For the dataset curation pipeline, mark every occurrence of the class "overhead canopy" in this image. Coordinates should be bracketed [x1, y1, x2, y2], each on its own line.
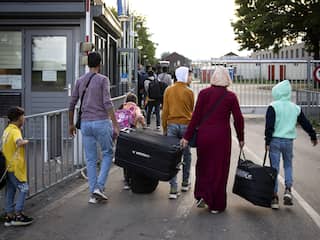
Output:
[92, 4, 122, 39]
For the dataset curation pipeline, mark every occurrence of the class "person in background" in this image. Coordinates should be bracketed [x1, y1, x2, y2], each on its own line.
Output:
[265, 80, 318, 209]
[137, 64, 148, 108]
[158, 66, 173, 87]
[69, 52, 120, 204]
[162, 66, 194, 199]
[144, 69, 161, 130]
[181, 66, 244, 214]
[2, 106, 33, 227]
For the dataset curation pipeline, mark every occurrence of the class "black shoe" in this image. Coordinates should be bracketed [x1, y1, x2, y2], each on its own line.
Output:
[284, 188, 293, 206]
[11, 213, 33, 226]
[4, 215, 14, 227]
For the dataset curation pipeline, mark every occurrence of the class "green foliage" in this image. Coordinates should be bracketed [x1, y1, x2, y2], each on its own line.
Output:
[134, 14, 157, 65]
[232, 0, 320, 59]
[109, 7, 118, 20]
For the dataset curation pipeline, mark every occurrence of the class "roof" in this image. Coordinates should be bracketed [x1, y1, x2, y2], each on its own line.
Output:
[224, 52, 239, 57]
[163, 52, 191, 61]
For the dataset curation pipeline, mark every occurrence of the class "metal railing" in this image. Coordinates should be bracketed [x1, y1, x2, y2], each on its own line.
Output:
[0, 95, 126, 211]
[191, 59, 320, 116]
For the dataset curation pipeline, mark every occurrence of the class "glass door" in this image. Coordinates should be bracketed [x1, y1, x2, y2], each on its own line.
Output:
[25, 30, 73, 114]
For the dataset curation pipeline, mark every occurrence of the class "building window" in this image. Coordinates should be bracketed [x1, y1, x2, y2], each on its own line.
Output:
[108, 37, 117, 87]
[0, 31, 22, 90]
[281, 51, 284, 58]
[31, 36, 67, 91]
[94, 33, 107, 76]
[285, 50, 288, 58]
[302, 48, 305, 58]
[290, 49, 294, 58]
[296, 49, 299, 58]
[270, 53, 272, 59]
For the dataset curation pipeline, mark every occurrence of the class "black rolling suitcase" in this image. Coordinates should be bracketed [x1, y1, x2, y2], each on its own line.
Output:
[129, 171, 159, 194]
[115, 129, 183, 181]
[232, 150, 277, 208]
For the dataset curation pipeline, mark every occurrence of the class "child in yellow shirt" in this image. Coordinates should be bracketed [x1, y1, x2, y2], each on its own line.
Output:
[2, 106, 33, 227]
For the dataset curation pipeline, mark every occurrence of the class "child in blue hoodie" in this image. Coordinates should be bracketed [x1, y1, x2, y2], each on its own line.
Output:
[265, 80, 318, 209]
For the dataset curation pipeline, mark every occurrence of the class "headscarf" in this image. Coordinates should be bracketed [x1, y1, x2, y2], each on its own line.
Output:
[210, 66, 232, 87]
[175, 66, 189, 83]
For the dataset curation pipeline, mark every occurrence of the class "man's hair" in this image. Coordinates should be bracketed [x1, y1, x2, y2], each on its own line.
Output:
[162, 66, 168, 73]
[88, 52, 102, 68]
[126, 93, 137, 104]
[7, 106, 25, 122]
[147, 70, 154, 77]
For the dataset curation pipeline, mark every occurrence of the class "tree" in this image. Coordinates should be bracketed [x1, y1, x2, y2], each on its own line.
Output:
[134, 14, 157, 65]
[161, 52, 171, 60]
[232, 0, 320, 59]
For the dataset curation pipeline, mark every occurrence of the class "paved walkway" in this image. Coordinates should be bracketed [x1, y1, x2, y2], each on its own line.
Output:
[0, 117, 319, 240]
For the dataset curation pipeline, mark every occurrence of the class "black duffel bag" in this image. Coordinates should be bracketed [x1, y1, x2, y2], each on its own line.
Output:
[232, 150, 277, 208]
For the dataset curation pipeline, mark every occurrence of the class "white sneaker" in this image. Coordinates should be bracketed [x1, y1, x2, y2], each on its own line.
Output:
[123, 183, 131, 190]
[93, 189, 108, 200]
[88, 197, 98, 204]
[210, 210, 220, 214]
[168, 187, 180, 199]
[181, 183, 191, 192]
[196, 198, 207, 208]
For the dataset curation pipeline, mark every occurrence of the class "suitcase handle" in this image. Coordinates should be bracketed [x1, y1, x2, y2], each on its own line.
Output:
[238, 149, 269, 167]
[121, 128, 135, 134]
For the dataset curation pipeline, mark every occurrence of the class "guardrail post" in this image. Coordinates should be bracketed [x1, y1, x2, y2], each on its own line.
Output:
[44, 115, 48, 163]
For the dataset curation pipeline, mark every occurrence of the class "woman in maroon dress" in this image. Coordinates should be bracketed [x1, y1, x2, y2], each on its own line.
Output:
[181, 66, 244, 213]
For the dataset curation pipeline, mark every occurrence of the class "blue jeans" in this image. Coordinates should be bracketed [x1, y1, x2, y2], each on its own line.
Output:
[167, 124, 192, 189]
[5, 172, 29, 214]
[269, 137, 293, 193]
[81, 119, 114, 194]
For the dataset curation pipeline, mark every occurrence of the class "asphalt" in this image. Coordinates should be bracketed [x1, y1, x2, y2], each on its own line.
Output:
[0, 117, 319, 240]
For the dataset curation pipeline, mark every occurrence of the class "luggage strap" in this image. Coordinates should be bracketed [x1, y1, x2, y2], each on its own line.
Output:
[238, 149, 270, 167]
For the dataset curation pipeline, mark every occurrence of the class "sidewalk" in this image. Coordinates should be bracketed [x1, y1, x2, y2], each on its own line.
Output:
[0, 117, 319, 240]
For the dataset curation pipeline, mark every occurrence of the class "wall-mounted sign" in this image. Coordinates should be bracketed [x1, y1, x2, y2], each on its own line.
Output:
[42, 70, 57, 82]
[121, 73, 128, 83]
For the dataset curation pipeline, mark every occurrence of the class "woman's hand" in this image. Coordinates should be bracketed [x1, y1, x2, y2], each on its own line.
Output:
[180, 138, 189, 148]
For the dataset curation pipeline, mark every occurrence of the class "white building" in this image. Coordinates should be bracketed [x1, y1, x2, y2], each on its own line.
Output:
[250, 42, 315, 60]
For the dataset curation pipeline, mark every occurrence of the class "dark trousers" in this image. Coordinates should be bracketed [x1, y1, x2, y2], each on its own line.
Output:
[146, 100, 160, 126]
[138, 89, 144, 108]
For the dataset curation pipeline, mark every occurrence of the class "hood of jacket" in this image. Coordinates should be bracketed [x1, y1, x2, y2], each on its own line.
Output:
[272, 80, 291, 101]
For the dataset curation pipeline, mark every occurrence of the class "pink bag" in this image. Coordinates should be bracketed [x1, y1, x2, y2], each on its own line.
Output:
[115, 109, 135, 129]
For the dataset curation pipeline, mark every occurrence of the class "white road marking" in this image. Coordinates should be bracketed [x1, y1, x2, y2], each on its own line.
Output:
[175, 165, 196, 219]
[235, 138, 320, 229]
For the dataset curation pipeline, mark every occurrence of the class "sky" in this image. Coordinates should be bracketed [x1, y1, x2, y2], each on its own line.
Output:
[110, 0, 252, 60]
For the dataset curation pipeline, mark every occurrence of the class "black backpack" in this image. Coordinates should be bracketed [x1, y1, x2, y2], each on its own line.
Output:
[0, 151, 7, 190]
[148, 79, 162, 100]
